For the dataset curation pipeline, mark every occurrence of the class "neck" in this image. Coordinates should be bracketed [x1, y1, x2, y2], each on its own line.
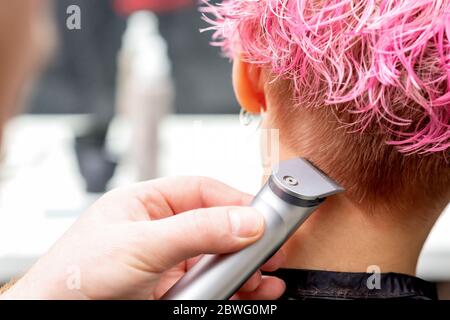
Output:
[282, 194, 439, 276]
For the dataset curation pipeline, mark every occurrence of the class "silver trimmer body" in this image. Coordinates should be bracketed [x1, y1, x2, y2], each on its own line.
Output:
[161, 158, 344, 300]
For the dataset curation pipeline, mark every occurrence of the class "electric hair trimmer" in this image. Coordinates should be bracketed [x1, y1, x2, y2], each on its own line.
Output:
[161, 158, 344, 300]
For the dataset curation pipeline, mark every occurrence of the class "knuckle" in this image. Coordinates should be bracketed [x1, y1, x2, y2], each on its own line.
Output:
[196, 176, 213, 198]
[189, 208, 234, 250]
[196, 175, 215, 185]
[196, 175, 222, 192]
[192, 210, 215, 237]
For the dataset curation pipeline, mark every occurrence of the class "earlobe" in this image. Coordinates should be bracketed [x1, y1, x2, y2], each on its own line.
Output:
[232, 58, 266, 114]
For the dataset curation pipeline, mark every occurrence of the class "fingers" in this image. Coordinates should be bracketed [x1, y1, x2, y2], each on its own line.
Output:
[233, 250, 285, 294]
[232, 276, 286, 300]
[260, 250, 286, 272]
[125, 176, 254, 219]
[152, 264, 186, 300]
[134, 206, 265, 270]
[239, 271, 262, 292]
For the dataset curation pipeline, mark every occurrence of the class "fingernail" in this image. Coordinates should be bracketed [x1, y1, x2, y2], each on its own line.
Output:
[229, 208, 264, 238]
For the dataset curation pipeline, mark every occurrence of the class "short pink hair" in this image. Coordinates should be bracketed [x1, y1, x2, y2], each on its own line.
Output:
[202, 0, 450, 155]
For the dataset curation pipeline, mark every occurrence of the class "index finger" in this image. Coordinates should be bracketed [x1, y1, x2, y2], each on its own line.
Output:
[127, 176, 254, 219]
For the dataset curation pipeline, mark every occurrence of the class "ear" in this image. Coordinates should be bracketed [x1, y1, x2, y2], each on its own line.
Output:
[232, 57, 266, 113]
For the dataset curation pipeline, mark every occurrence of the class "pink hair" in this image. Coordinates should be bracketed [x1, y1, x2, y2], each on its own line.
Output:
[201, 0, 450, 154]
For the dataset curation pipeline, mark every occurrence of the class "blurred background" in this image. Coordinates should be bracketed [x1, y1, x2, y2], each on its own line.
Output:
[0, 0, 449, 298]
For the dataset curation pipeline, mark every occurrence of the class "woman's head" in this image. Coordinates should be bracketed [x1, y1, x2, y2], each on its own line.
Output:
[204, 0, 450, 214]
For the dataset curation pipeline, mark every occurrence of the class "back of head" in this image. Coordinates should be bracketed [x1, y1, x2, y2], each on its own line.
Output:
[204, 0, 450, 214]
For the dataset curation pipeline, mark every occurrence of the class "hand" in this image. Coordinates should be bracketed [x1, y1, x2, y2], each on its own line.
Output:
[1, 177, 286, 300]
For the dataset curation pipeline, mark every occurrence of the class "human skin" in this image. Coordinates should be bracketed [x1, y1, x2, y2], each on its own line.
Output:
[1, 177, 285, 300]
[232, 58, 445, 276]
[0, 1, 286, 300]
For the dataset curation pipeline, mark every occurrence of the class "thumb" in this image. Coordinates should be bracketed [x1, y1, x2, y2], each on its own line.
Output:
[134, 206, 265, 271]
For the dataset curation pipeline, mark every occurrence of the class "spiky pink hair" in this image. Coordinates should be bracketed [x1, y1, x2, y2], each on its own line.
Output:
[201, 0, 450, 154]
